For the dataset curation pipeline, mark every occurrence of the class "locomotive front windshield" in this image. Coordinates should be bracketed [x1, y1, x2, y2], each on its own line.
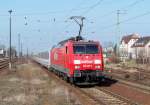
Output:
[73, 44, 99, 54]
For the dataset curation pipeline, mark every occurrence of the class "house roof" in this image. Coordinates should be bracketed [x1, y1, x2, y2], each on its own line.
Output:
[132, 36, 150, 47]
[121, 34, 140, 44]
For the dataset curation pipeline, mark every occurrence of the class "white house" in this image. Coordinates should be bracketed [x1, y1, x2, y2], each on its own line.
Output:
[0, 49, 6, 58]
[119, 33, 140, 60]
[132, 36, 150, 59]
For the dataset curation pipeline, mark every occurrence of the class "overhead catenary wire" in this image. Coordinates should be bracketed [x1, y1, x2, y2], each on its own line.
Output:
[84, 0, 146, 33]
[62, 0, 89, 31]
[0, 1, 102, 17]
[99, 10, 150, 31]
[99, 0, 145, 18]
[0, 0, 148, 36]
[61, 0, 104, 36]
[0, 7, 88, 17]
[64, 0, 89, 18]
[68, 0, 144, 36]
[119, 11, 150, 24]
[60, 0, 104, 36]
[81, 0, 104, 15]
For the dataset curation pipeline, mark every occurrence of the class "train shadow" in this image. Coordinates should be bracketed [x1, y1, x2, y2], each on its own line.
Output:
[98, 77, 118, 87]
[77, 78, 118, 88]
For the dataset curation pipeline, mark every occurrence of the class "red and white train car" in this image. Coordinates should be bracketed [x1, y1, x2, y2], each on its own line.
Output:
[50, 37, 104, 85]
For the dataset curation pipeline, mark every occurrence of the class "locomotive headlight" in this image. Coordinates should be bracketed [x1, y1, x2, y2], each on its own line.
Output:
[74, 60, 81, 64]
[75, 65, 80, 69]
[95, 65, 101, 69]
[94, 60, 101, 64]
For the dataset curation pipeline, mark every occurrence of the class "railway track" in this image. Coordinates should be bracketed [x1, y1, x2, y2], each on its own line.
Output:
[0, 58, 9, 70]
[80, 87, 139, 105]
[48, 68, 139, 105]
[34, 62, 99, 105]
[95, 87, 139, 105]
[105, 66, 150, 80]
[104, 71, 150, 93]
[0, 58, 17, 71]
[135, 67, 150, 79]
[33, 59, 140, 105]
[105, 67, 150, 87]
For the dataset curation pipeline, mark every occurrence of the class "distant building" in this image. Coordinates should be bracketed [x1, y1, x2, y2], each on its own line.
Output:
[119, 33, 140, 60]
[103, 46, 114, 63]
[132, 36, 150, 58]
[103, 47, 114, 56]
[0, 49, 6, 58]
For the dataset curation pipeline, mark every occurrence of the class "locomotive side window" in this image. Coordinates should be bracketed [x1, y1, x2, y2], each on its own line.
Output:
[66, 46, 68, 54]
[73, 44, 99, 54]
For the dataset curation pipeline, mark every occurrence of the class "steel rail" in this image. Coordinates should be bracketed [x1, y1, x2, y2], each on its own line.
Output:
[0, 58, 17, 70]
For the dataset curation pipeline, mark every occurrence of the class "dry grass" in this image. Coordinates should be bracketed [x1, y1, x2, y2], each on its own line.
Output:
[0, 63, 81, 105]
[106, 59, 150, 72]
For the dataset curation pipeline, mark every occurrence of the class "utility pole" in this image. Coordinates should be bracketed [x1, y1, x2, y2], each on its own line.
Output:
[116, 10, 126, 57]
[70, 16, 85, 37]
[21, 42, 23, 63]
[27, 47, 29, 59]
[18, 33, 21, 63]
[8, 9, 12, 70]
[27, 48, 28, 63]
[27, 48, 28, 57]
[21, 43, 23, 57]
[18, 34, 21, 59]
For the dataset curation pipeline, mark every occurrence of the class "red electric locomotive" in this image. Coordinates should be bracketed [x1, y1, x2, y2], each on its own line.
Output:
[50, 36, 104, 85]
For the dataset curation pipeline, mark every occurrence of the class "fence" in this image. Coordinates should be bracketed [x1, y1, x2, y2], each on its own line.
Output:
[0, 58, 17, 70]
[136, 57, 150, 64]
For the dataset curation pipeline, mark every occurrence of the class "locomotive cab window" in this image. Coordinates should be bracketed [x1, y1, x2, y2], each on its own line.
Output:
[73, 45, 85, 54]
[86, 45, 99, 54]
[73, 44, 99, 54]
